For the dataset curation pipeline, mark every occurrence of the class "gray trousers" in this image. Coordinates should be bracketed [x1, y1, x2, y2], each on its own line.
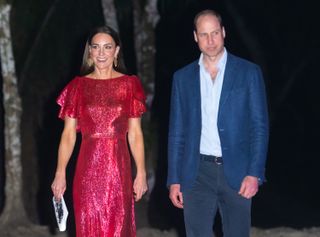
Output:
[183, 155, 251, 237]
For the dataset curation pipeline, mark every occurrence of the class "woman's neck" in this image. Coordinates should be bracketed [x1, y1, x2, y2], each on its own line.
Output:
[90, 68, 114, 80]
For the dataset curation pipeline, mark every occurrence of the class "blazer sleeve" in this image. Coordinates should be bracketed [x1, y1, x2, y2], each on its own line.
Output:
[167, 73, 185, 186]
[247, 65, 269, 181]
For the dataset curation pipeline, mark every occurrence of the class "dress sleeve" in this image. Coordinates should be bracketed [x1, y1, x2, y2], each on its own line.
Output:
[129, 76, 147, 118]
[56, 77, 80, 121]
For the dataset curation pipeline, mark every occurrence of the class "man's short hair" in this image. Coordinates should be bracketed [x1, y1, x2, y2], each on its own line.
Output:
[194, 9, 223, 32]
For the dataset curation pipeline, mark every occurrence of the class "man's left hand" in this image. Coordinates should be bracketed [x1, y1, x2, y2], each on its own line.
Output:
[238, 176, 259, 199]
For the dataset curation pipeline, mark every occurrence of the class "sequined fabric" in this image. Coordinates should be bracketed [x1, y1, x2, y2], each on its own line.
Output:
[57, 75, 146, 237]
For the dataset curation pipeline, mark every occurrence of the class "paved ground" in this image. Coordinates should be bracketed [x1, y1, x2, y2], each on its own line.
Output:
[1, 198, 320, 237]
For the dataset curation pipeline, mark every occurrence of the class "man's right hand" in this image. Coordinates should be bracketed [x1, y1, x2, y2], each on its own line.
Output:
[169, 184, 184, 208]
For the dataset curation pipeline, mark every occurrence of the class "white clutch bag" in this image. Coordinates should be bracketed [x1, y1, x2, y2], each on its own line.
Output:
[52, 196, 69, 231]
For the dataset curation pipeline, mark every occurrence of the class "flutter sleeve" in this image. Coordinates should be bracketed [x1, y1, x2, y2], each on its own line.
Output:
[129, 76, 147, 118]
[56, 77, 80, 128]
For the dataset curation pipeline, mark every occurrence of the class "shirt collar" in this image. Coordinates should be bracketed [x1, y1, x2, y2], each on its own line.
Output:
[198, 47, 227, 70]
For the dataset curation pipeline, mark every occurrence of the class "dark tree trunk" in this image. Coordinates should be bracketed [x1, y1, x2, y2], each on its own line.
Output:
[0, 3, 27, 227]
[101, 0, 119, 32]
[0, 3, 51, 236]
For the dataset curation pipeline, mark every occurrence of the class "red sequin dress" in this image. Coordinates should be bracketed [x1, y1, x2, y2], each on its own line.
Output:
[57, 75, 146, 237]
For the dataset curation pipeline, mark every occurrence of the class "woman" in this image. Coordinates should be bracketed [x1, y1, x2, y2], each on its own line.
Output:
[51, 26, 148, 237]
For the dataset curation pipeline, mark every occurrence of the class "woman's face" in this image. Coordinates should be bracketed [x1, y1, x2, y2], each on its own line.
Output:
[89, 33, 120, 70]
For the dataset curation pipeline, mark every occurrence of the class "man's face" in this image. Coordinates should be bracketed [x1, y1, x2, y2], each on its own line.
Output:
[194, 15, 225, 59]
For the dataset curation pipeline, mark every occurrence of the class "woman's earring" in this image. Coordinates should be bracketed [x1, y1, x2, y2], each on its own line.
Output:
[87, 58, 94, 67]
[113, 57, 118, 68]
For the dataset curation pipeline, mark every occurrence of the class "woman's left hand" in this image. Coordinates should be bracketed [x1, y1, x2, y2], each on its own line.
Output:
[133, 173, 148, 202]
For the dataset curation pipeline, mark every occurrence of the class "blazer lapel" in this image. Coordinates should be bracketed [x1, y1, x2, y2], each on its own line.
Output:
[189, 62, 201, 130]
[193, 63, 201, 121]
[219, 53, 237, 110]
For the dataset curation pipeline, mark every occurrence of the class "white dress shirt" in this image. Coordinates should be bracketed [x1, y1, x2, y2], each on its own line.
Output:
[199, 48, 227, 157]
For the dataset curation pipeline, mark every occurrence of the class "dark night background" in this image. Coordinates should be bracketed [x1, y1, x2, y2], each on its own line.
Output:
[0, 0, 319, 235]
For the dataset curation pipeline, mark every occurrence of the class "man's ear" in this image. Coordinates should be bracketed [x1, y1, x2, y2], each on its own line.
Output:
[222, 27, 226, 38]
[193, 31, 198, 43]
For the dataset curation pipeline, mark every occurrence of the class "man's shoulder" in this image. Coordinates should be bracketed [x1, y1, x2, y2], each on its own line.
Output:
[174, 60, 199, 77]
[227, 53, 260, 70]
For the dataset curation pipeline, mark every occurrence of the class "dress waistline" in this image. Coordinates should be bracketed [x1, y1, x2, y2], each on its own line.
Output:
[82, 132, 126, 140]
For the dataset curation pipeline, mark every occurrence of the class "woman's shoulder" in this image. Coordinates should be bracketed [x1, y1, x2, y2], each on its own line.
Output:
[67, 75, 83, 84]
[59, 76, 81, 89]
[124, 74, 140, 82]
[61, 76, 84, 90]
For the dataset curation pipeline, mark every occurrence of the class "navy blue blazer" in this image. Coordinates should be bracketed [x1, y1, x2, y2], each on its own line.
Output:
[167, 53, 269, 191]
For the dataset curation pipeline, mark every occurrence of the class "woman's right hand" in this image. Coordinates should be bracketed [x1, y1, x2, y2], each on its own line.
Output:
[51, 173, 66, 201]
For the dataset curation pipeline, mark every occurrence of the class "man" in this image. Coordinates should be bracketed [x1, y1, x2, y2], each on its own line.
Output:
[167, 9, 269, 237]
